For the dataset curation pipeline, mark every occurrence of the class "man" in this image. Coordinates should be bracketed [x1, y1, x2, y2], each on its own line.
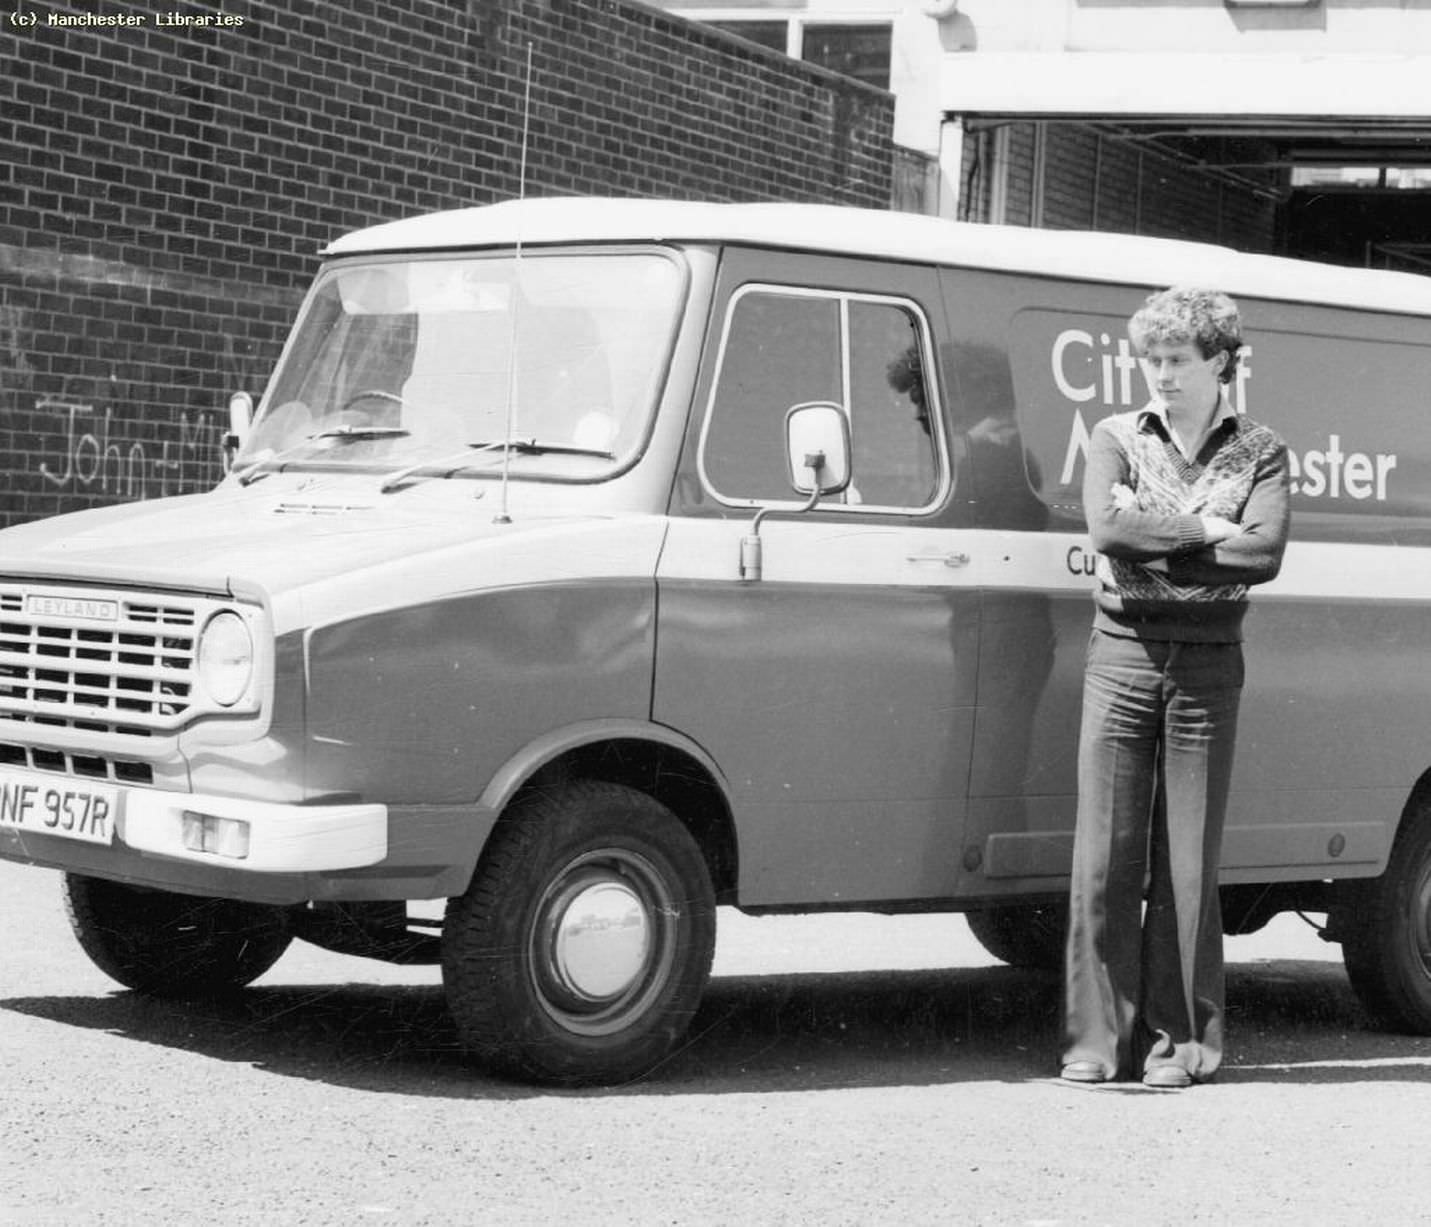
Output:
[1060, 286, 1291, 1089]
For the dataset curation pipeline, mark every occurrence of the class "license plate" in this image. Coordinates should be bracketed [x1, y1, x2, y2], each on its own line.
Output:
[0, 769, 118, 846]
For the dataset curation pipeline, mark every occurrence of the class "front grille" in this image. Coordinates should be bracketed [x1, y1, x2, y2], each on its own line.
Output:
[0, 741, 154, 785]
[0, 585, 210, 742]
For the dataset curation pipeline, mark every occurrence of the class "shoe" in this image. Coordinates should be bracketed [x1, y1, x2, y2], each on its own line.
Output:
[1142, 1064, 1193, 1089]
[1060, 1061, 1108, 1084]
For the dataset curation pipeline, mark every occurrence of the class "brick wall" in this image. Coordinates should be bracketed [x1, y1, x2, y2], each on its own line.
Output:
[961, 121, 1280, 250]
[1046, 124, 1281, 248]
[0, 0, 894, 528]
[1002, 126, 1037, 227]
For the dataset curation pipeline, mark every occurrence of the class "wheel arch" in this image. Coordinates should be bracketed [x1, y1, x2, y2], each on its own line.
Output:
[477, 719, 739, 901]
[1323, 764, 1431, 920]
[1333, 767, 1431, 1034]
[1393, 765, 1431, 846]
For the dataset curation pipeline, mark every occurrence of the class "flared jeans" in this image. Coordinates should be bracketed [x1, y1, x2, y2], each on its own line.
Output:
[1063, 628, 1245, 1081]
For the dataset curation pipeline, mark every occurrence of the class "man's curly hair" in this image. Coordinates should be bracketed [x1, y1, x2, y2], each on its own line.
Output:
[1128, 286, 1243, 385]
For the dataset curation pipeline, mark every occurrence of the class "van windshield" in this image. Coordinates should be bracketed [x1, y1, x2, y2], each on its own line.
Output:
[240, 250, 685, 482]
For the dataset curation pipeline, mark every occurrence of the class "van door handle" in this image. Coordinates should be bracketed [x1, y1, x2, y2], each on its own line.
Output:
[906, 551, 970, 568]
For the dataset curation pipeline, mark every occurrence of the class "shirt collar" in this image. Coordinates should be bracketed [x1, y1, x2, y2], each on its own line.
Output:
[1136, 389, 1239, 443]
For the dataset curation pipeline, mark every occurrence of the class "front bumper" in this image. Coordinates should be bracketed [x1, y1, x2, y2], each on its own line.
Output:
[1, 766, 387, 873]
[126, 788, 388, 872]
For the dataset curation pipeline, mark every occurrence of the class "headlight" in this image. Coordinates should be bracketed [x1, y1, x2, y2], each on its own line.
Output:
[197, 611, 254, 707]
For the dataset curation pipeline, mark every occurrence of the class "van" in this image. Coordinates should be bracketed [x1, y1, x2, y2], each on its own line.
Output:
[3, 197, 1430, 1085]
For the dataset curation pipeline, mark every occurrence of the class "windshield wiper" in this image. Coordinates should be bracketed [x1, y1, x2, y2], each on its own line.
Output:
[316, 425, 411, 440]
[233, 426, 412, 486]
[378, 438, 614, 494]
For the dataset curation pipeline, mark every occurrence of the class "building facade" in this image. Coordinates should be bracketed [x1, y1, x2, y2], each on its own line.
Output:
[1, 0, 893, 528]
[666, 0, 1431, 264]
[939, 0, 1431, 266]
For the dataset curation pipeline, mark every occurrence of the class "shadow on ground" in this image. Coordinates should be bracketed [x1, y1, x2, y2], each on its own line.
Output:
[3, 956, 1427, 1098]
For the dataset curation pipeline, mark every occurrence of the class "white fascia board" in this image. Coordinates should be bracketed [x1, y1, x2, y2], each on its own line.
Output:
[940, 52, 1431, 119]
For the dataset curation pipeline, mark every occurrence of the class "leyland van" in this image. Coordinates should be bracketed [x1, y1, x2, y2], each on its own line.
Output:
[4, 197, 1431, 1085]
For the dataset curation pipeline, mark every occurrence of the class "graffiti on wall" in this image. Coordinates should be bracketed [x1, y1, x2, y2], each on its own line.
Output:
[36, 397, 225, 501]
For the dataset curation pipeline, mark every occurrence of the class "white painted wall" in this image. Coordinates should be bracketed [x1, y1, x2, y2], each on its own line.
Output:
[658, 0, 1431, 216]
[953, 0, 1431, 53]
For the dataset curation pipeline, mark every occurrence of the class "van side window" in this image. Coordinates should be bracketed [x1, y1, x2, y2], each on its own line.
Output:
[701, 287, 943, 509]
[702, 291, 841, 501]
[849, 299, 938, 507]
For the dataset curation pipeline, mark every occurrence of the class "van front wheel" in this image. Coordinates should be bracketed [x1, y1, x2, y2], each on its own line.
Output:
[63, 874, 292, 996]
[1339, 805, 1431, 1033]
[442, 780, 716, 1085]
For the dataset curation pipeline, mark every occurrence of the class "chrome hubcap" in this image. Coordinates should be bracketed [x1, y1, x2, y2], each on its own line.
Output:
[530, 848, 677, 1036]
[550, 878, 650, 1001]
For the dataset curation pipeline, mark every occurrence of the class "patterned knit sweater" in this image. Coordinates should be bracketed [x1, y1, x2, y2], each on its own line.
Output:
[1084, 401, 1291, 643]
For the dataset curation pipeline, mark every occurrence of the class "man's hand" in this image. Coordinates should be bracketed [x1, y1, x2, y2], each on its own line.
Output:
[1110, 482, 1138, 510]
[1201, 515, 1243, 544]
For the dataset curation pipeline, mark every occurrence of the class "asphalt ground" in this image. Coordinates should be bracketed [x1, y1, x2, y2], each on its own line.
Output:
[3, 857, 1430, 1226]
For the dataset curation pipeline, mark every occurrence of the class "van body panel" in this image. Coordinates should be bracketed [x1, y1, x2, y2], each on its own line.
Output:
[654, 547, 980, 906]
[972, 806, 1391, 886]
[0, 507, 668, 900]
[475, 717, 730, 816]
[303, 577, 658, 804]
[0, 476, 669, 615]
[937, 264, 1431, 894]
[4, 201, 1431, 912]
[653, 248, 980, 906]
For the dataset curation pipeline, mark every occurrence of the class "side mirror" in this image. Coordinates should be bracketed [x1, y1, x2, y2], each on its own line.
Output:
[785, 402, 851, 496]
[222, 391, 254, 471]
[739, 402, 854, 582]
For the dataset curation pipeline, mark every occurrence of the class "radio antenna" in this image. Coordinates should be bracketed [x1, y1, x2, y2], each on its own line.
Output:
[495, 41, 534, 525]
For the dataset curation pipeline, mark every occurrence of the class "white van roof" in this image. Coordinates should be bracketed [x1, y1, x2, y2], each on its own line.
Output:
[323, 196, 1431, 318]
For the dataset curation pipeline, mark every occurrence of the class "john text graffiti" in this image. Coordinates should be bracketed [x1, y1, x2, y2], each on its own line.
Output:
[37, 399, 224, 500]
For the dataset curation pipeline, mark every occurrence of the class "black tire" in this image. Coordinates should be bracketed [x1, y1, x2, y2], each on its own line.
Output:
[1339, 806, 1431, 1033]
[442, 780, 716, 1086]
[63, 874, 293, 997]
[965, 901, 1068, 971]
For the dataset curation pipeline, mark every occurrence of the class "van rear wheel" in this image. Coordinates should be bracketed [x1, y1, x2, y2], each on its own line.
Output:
[1339, 804, 1431, 1033]
[63, 874, 292, 996]
[442, 780, 716, 1086]
[965, 902, 1068, 971]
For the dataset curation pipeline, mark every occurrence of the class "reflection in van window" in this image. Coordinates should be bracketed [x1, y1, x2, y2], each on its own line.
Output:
[703, 288, 941, 508]
[851, 301, 937, 507]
